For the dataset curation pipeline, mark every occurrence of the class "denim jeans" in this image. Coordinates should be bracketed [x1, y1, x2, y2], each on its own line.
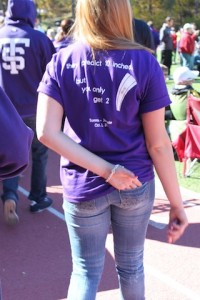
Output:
[1, 117, 48, 203]
[180, 53, 194, 70]
[63, 179, 155, 300]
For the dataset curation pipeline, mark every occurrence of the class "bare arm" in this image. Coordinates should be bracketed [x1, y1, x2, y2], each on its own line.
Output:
[36, 93, 142, 190]
[141, 107, 188, 243]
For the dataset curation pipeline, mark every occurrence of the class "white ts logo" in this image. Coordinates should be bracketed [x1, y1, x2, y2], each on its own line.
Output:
[0, 38, 30, 74]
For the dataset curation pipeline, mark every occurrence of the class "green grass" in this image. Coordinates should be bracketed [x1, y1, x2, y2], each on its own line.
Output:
[175, 160, 200, 193]
[163, 57, 200, 194]
[165, 63, 200, 91]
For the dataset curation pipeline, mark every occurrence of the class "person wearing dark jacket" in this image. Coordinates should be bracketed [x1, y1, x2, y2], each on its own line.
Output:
[0, 0, 55, 222]
[0, 87, 33, 224]
[147, 20, 160, 56]
[133, 18, 155, 51]
[159, 16, 174, 78]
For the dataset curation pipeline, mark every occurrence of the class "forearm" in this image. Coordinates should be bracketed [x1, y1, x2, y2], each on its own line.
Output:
[39, 130, 113, 179]
[148, 142, 183, 209]
[36, 94, 141, 190]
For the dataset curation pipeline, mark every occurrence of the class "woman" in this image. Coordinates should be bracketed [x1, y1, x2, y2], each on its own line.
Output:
[53, 18, 74, 52]
[36, 0, 188, 299]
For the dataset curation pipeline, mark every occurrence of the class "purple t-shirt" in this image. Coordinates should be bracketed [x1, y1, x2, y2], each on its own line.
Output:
[54, 36, 72, 52]
[38, 42, 171, 202]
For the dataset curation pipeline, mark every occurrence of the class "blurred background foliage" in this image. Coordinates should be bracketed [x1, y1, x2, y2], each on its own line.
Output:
[130, 0, 200, 29]
[36, 0, 200, 30]
[1, 0, 200, 31]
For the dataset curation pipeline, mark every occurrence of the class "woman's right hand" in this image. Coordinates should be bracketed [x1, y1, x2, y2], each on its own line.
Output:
[106, 165, 142, 190]
[167, 207, 188, 244]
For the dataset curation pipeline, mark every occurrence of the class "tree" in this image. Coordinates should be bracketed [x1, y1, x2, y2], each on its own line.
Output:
[34, 0, 200, 30]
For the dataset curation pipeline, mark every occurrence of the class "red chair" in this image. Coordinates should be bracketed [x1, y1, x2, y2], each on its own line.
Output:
[172, 94, 200, 177]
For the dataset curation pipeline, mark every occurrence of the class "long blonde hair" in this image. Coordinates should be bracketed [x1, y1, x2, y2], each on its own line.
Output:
[73, 0, 149, 51]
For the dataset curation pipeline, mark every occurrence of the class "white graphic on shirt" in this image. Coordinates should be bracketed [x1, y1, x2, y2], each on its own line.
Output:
[82, 59, 102, 67]
[66, 62, 78, 69]
[89, 118, 112, 127]
[105, 59, 133, 70]
[81, 86, 105, 95]
[82, 86, 91, 94]
[116, 73, 137, 111]
[76, 78, 86, 84]
[0, 38, 30, 74]
[69, 59, 133, 71]
[72, 59, 136, 127]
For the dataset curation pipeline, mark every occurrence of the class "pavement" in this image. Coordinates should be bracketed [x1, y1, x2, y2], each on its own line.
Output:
[0, 150, 200, 300]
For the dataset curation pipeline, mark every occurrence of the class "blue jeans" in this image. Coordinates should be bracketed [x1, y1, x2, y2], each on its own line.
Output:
[180, 52, 194, 70]
[1, 117, 48, 203]
[63, 179, 155, 300]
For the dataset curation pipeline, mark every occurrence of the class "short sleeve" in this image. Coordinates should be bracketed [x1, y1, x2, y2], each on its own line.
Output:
[38, 53, 64, 107]
[139, 57, 171, 114]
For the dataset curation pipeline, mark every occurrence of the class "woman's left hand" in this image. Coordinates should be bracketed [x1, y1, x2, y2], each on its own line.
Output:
[106, 165, 142, 190]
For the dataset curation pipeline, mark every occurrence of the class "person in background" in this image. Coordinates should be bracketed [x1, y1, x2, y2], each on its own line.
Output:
[179, 23, 199, 70]
[0, 0, 55, 219]
[46, 27, 56, 42]
[176, 27, 183, 64]
[0, 87, 33, 225]
[170, 66, 199, 120]
[165, 66, 199, 141]
[36, 0, 188, 299]
[159, 16, 174, 79]
[193, 43, 200, 73]
[169, 66, 200, 174]
[133, 18, 155, 51]
[35, 16, 45, 33]
[147, 20, 160, 56]
[170, 27, 177, 64]
[54, 18, 74, 52]
[191, 22, 199, 39]
[160, 63, 169, 80]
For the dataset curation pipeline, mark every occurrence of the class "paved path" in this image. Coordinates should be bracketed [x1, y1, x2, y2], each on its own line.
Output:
[0, 151, 200, 300]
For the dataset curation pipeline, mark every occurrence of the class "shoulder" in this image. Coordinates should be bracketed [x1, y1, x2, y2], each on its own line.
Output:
[134, 18, 151, 37]
[134, 18, 149, 30]
[133, 18, 154, 49]
[126, 49, 162, 82]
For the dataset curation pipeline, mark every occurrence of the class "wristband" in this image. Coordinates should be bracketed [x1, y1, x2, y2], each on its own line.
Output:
[105, 164, 121, 182]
